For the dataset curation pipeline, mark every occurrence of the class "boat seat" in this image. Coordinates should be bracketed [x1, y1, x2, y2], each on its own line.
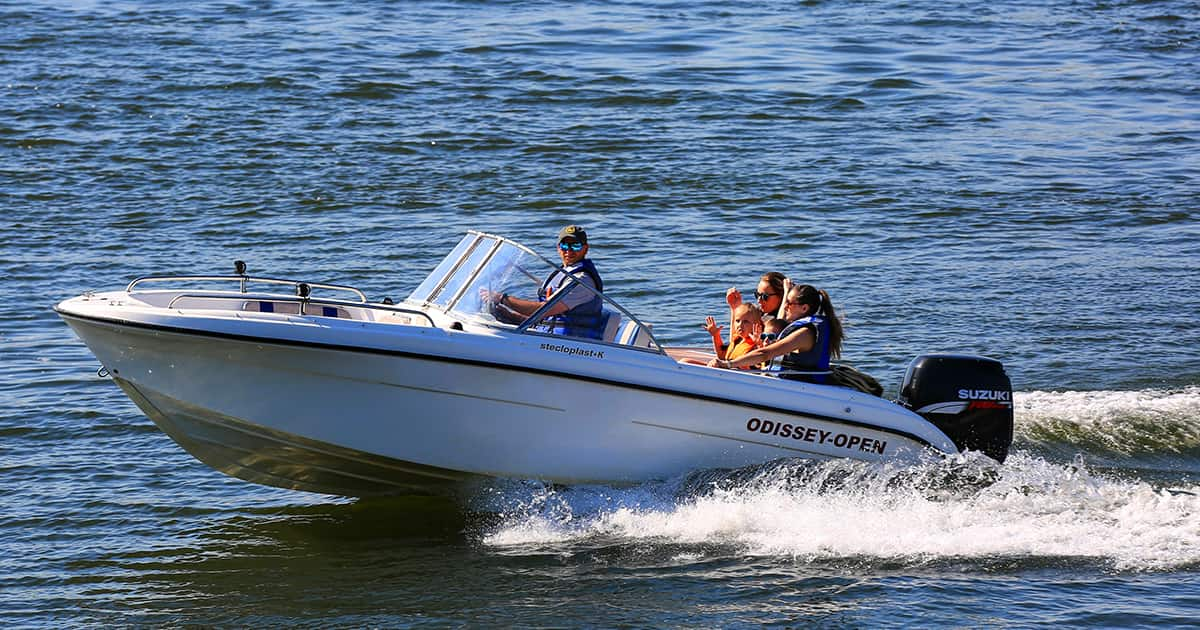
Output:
[244, 300, 300, 315]
[243, 301, 348, 318]
[616, 320, 653, 348]
[601, 310, 622, 343]
[309, 304, 349, 318]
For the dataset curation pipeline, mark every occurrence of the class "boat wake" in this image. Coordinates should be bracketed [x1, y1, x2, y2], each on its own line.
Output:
[1015, 386, 1200, 466]
[477, 387, 1200, 572]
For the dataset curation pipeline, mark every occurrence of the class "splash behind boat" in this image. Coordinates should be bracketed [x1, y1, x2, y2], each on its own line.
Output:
[55, 231, 1013, 497]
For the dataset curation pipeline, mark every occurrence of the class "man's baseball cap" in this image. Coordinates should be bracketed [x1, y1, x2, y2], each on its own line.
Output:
[557, 225, 588, 244]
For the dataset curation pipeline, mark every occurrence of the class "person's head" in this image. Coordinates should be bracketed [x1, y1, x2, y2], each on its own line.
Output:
[762, 317, 786, 339]
[783, 284, 843, 358]
[556, 225, 589, 266]
[732, 303, 762, 339]
[754, 271, 785, 315]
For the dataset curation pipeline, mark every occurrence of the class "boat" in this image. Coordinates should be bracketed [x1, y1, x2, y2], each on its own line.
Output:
[55, 231, 1014, 497]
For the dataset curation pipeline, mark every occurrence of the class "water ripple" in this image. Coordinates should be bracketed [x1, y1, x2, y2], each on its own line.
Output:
[3, 0, 1199, 625]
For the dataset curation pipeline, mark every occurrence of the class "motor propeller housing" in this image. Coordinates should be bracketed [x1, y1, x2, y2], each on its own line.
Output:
[898, 354, 1014, 462]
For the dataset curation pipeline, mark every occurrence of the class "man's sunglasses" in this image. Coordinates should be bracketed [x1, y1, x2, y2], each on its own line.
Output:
[559, 241, 584, 252]
[753, 291, 777, 301]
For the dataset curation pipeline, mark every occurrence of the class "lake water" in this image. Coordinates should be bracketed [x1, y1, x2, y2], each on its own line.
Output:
[2, 0, 1199, 626]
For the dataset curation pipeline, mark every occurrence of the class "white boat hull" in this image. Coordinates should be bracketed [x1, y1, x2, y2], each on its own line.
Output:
[59, 307, 954, 496]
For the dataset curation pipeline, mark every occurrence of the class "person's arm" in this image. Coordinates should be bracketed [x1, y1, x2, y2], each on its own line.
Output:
[726, 287, 741, 335]
[703, 316, 727, 360]
[710, 324, 814, 369]
[777, 277, 793, 320]
[497, 293, 569, 318]
[497, 266, 601, 320]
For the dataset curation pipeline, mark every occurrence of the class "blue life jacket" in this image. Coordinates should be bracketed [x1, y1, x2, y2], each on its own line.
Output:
[536, 258, 605, 339]
[778, 315, 831, 383]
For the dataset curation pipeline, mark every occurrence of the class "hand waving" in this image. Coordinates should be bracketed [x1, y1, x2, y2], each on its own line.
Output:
[725, 287, 742, 309]
[703, 315, 723, 336]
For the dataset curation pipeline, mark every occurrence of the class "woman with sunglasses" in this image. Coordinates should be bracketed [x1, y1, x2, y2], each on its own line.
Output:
[487, 225, 606, 339]
[709, 283, 844, 384]
[725, 271, 786, 333]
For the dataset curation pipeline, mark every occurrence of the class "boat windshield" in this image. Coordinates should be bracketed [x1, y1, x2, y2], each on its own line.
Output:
[406, 232, 662, 352]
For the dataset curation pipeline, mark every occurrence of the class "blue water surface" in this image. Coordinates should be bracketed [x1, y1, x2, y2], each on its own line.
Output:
[2, 0, 1198, 626]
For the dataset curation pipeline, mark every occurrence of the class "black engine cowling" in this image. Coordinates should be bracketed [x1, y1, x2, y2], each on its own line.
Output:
[898, 354, 1014, 462]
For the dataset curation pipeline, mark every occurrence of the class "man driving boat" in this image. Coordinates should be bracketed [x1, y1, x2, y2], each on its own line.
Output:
[487, 225, 606, 339]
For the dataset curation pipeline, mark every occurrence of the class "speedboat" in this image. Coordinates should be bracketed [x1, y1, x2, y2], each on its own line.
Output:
[55, 231, 1013, 497]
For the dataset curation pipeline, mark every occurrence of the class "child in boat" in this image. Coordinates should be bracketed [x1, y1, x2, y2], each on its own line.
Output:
[709, 303, 763, 365]
[679, 303, 764, 369]
[761, 316, 787, 339]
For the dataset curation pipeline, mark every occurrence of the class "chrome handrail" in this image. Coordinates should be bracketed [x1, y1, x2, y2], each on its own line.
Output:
[126, 274, 368, 303]
[163, 292, 437, 327]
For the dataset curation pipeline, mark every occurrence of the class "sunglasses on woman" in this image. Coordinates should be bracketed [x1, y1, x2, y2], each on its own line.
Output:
[558, 241, 584, 252]
[753, 291, 777, 301]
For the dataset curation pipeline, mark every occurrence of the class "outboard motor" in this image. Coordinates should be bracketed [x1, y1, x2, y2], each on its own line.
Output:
[898, 354, 1014, 462]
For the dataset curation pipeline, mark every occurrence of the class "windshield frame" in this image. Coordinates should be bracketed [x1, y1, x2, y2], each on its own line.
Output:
[406, 231, 665, 354]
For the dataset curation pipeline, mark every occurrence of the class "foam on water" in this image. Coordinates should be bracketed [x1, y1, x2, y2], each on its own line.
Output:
[483, 451, 1200, 572]
[1015, 386, 1200, 458]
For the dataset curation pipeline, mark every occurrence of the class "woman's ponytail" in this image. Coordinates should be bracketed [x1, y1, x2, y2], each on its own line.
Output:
[818, 289, 843, 359]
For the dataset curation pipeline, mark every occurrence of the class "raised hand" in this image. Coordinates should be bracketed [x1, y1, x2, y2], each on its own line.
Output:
[778, 278, 794, 318]
[703, 315, 723, 336]
[725, 287, 742, 309]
